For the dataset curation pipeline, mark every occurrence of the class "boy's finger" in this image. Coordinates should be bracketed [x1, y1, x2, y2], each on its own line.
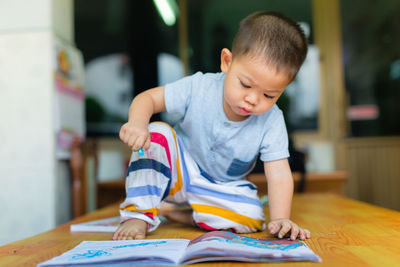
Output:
[135, 233, 146, 240]
[119, 129, 125, 141]
[278, 222, 291, 238]
[268, 222, 279, 234]
[143, 136, 151, 151]
[305, 229, 311, 239]
[127, 136, 137, 149]
[298, 229, 306, 240]
[113, 226, 123, 240]
[112, 231, 119, 240]
[120, 130, 128, 144]
[290, 226, 299, 240]
[133, 136, 145, 151]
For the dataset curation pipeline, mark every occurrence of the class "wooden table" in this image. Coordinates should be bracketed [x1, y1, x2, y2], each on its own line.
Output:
[1, 193, 400, 266]
[248, 171, 348, 196]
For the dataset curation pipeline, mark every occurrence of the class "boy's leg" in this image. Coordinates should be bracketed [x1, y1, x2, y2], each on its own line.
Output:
[177, 141, 266, 234]
[189, 178, 266, 233]
[114, 122, 188, 240]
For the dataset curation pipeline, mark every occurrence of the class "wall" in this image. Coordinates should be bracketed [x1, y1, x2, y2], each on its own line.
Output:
[0, 0, 74, 245]
[342, 137, 400, 211]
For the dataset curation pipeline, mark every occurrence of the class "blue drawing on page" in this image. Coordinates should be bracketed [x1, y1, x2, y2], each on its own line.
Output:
[112, 241, 167, 249]
[71, 241, 167, 261]
[210, 232, 302, 251]
[72, 250, 112, 260]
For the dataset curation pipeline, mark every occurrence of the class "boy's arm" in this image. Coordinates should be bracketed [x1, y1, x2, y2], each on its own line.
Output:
[264, 159, 311, 240]
[120, 86, 166, 151]
[264, 158, 293, 220]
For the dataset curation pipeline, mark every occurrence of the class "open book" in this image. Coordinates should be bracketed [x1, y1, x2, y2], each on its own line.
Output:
[70, 217, 120, 232]
[38, 231, 321, 266]
[70, 216, 169, 233]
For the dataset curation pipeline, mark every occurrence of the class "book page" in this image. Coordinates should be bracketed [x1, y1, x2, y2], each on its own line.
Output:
[181, 231, 321, 264]
[38, 239, 190, 266]
[70, 217, 120, 232]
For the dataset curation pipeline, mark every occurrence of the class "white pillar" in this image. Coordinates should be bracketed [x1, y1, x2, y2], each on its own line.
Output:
[0, 0, 74, 245]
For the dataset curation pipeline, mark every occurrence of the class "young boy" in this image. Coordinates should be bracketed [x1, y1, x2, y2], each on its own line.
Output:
[113, 11, 311, 241]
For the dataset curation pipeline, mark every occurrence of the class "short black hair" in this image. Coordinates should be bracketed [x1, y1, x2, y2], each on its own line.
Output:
[232, 11, 308, 80]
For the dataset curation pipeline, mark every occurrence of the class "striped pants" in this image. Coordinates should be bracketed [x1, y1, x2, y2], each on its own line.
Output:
[119, 122, 266, 233]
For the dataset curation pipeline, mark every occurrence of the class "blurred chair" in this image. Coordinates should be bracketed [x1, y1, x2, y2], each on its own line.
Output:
[69, 137, 99, 217]
[70, 137, 129, 217]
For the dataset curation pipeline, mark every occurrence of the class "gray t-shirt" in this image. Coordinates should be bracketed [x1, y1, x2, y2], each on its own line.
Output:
[164, 72, 289, 182]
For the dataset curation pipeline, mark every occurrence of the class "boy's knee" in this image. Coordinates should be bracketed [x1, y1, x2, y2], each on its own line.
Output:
[148, 122, 175, 139]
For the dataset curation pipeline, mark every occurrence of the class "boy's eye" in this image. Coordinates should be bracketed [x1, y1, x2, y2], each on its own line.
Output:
[240, 81, 251, 88]
[264, 94, 274, 99]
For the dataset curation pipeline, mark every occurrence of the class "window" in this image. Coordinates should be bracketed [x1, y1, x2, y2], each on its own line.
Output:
[341, 0, 400, 136]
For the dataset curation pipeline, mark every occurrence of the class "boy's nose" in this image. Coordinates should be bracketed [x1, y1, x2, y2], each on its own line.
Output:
[245, 93, 258, 106]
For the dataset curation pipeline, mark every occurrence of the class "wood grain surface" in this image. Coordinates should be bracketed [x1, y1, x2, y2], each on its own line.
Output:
[1, 193, 400, 266]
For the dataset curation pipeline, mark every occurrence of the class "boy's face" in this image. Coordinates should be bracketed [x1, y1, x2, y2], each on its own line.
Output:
[220, 48, 291, 121]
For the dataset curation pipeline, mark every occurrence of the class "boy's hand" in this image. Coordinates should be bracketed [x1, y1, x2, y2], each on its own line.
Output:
[119, 122, 151, 151]
[268, 219, 311, 241]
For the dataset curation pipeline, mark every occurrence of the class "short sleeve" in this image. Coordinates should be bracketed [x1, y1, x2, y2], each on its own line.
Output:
[259, 109, 290, 162]
[164, 72, 202, 117]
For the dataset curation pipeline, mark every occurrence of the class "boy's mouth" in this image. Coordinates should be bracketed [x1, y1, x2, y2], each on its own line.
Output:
[239, 107, 251, 115]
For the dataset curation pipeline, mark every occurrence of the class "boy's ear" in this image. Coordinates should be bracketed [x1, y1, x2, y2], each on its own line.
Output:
[220, 48, 233, 73]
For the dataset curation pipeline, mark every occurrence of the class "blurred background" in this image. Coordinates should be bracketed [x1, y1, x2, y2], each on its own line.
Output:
[0, 0, 399, 245]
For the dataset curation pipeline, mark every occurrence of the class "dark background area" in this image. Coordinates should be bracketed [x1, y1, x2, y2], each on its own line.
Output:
[75, 0, 314, 137]
[341, 0, 400, 137]
[75, 0, 179, 136]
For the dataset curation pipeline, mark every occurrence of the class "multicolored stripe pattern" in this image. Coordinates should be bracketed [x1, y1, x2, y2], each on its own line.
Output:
[120, 122, 265, 233]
